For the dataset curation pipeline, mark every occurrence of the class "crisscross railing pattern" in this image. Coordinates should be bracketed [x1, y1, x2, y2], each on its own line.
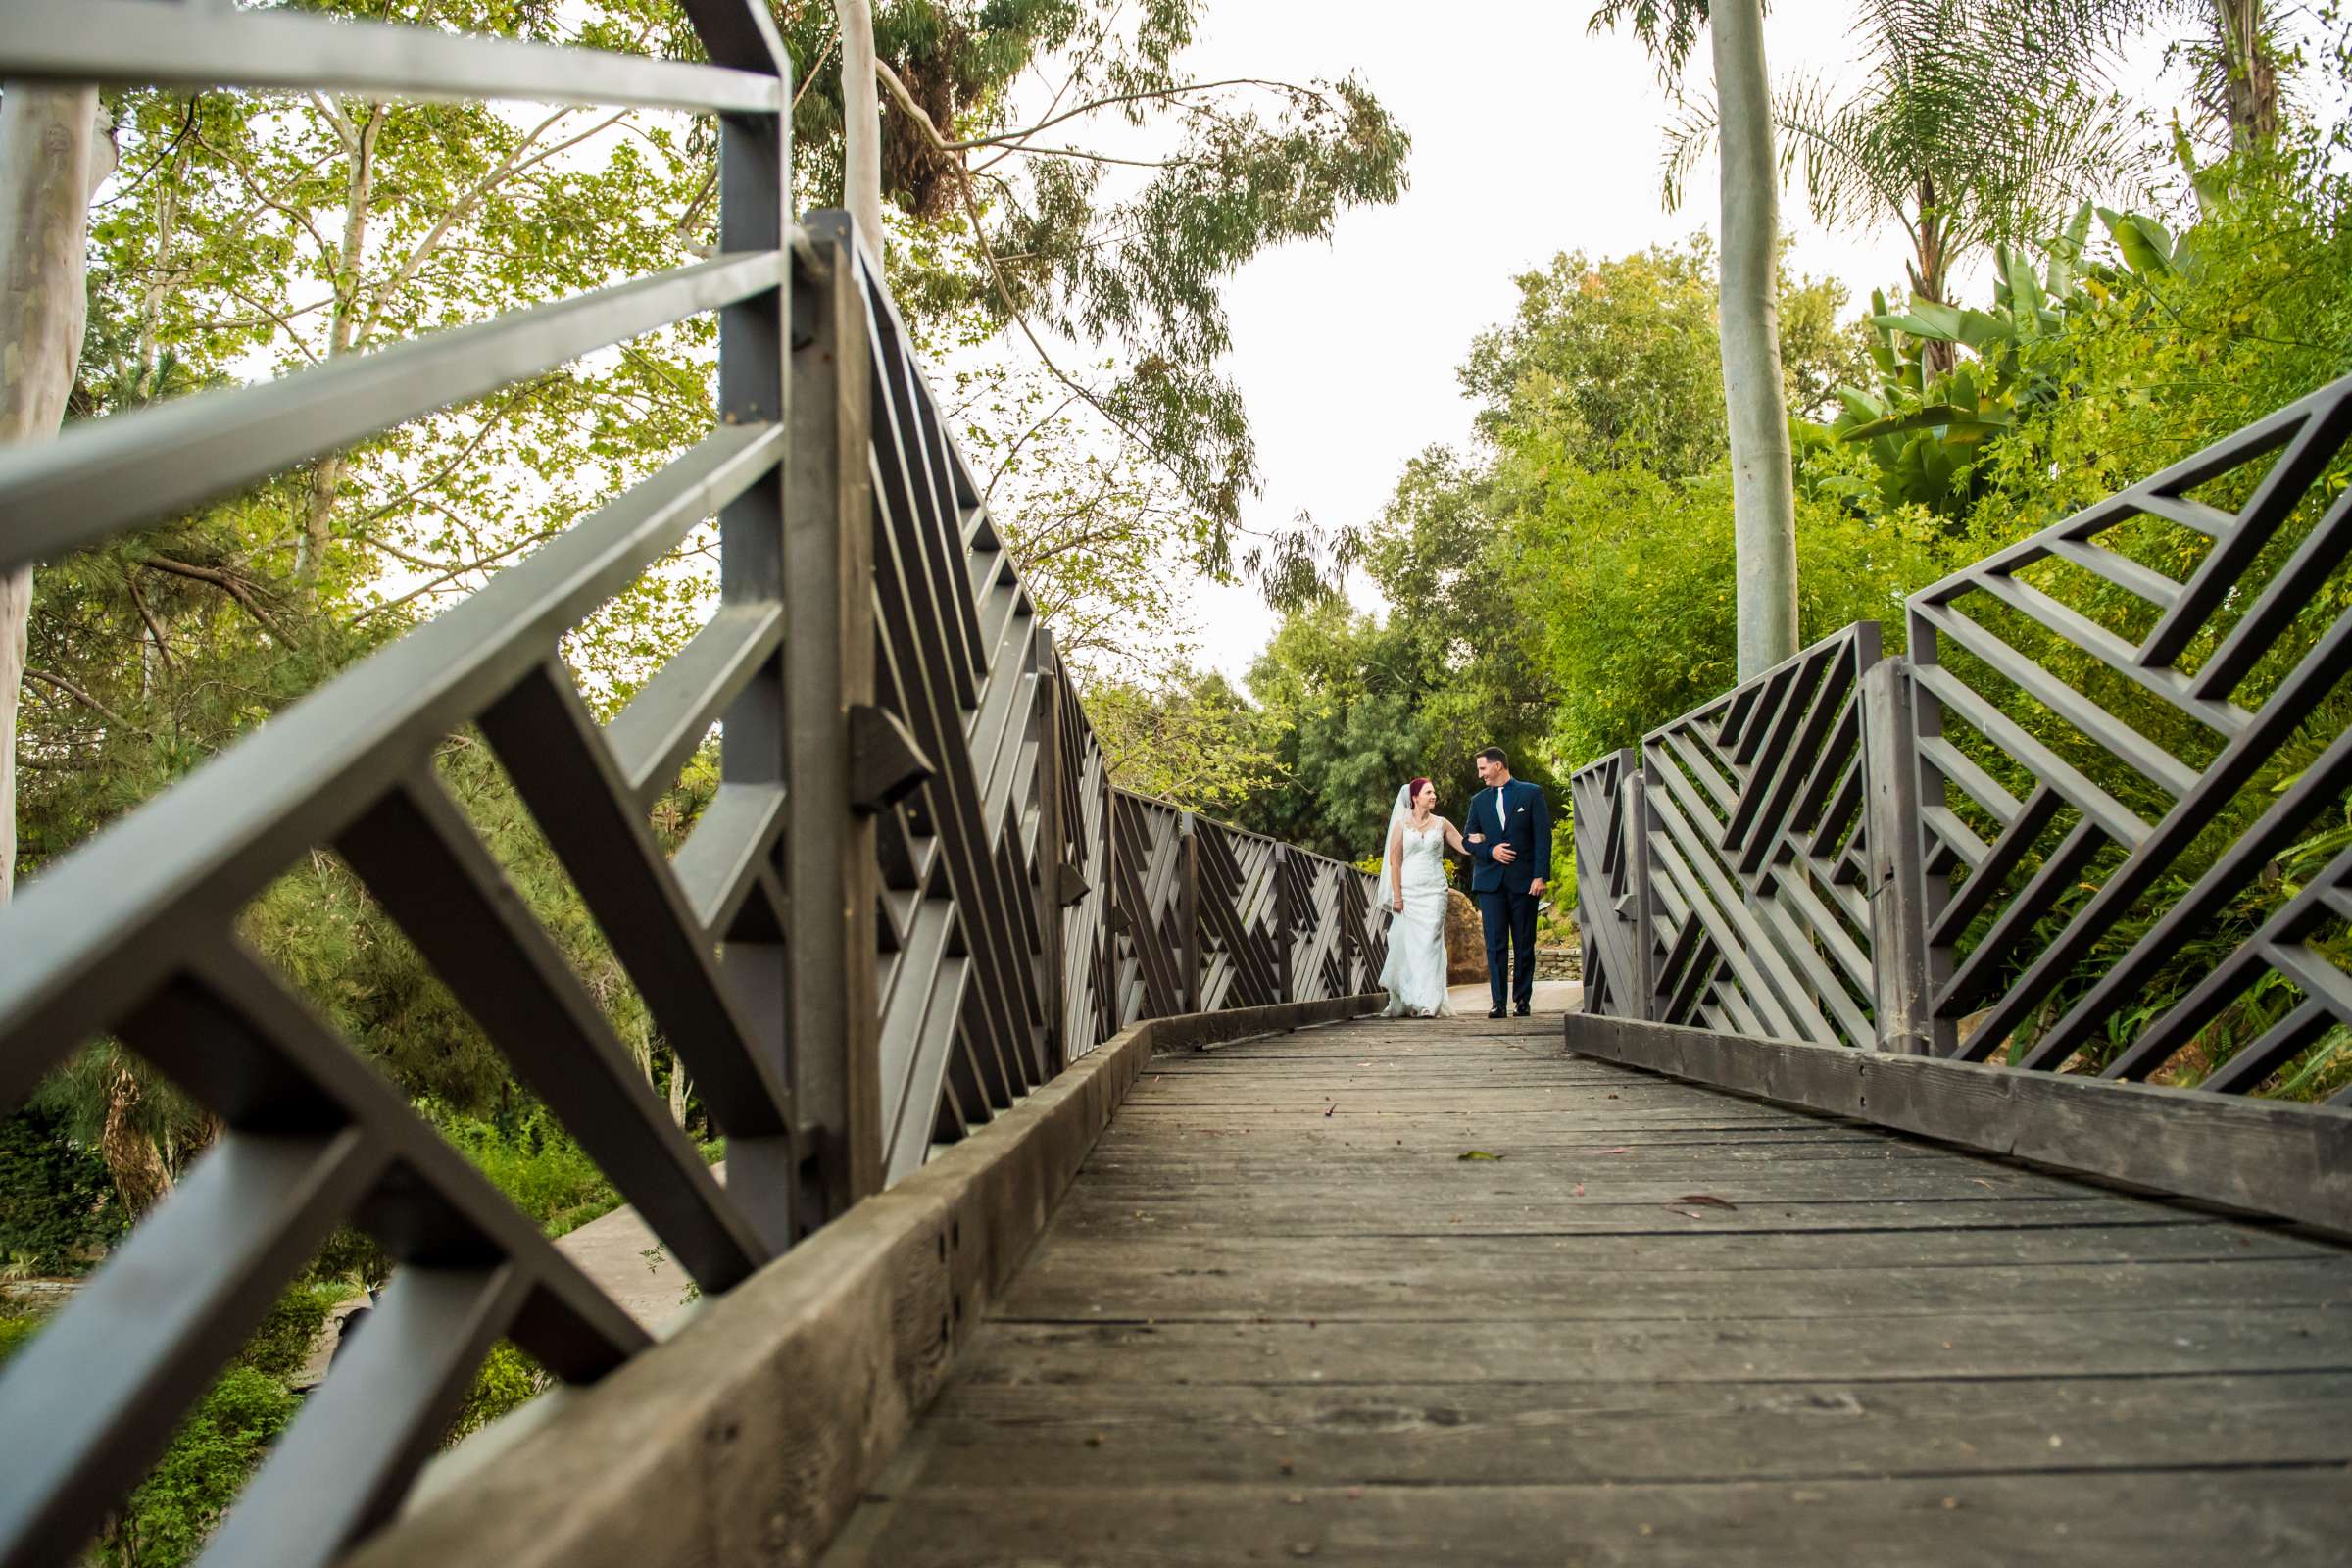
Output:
[1195, 818, 1287, 1011]
[1907, 371, 2352, 1091]
[1638, 622, 1881, 1046]
[0, 10, 1378, 1564]
[1579, 371, 2352, 1111]
[1570, 748, 1643, 1018]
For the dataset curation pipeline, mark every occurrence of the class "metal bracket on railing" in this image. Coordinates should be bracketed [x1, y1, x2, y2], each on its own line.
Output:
[849, 704, 934, 815]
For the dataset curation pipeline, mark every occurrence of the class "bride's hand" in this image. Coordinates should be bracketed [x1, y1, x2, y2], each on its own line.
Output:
[1391, 894, 1404, 913]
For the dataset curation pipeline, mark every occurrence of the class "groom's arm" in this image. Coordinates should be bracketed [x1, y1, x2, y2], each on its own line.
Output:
[1528, 786, 1554, 894]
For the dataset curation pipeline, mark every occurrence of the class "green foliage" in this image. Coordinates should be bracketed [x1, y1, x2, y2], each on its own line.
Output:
[78, 1282, 339, 1568]
[1806, 200, 2189, 521]
[1460, 240, 1876, 478]
[92, 1367, 299, 1568]
[1733, 0, 2143, 308]
[1521, 466, 1935, 770]
[0, 1102, 125, 1274]
[1084, 669, 1282, 814]
[787, 0, 1409, 553]
[447, 1341, 551, 1445]
[237, 1284, 341, 1383]
[425, 1102, 621, 1239]
[0, 1313, 38, 1367]
[1237, 243, 1899, 865]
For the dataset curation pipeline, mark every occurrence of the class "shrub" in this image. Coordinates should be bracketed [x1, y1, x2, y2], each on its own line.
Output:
[423, 1103, 619, 1237]
[92, 1367, 298, 1568]
[0, 1102, 127, 1274]
[446, 1342, 551, 1444]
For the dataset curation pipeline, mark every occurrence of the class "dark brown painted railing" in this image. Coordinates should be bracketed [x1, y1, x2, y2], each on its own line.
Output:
[1577, 370, 2352, 1107]
[0, 10, 1381, 1565]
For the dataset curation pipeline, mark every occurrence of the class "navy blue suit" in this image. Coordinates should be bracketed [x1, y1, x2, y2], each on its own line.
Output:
[1464, 777, 1553, 1012]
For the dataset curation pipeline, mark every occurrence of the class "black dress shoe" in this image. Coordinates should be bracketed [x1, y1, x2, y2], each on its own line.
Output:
[1488, 1006, 1506, 1019]
[1513, 1005, 1532, 1017]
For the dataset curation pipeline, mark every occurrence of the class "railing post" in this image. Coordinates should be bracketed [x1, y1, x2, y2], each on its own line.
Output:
[1861, 657, 1933, 1054]
[1624, 767, 1658, 1021]
[708, 90, 799, 1250]
[1180, 812, 1202, 1013]
[1104, 787, 1127, 1024]
[782, 210, 883, 1223]
[1034, 634, 1070, 1073]
[1274, 845, 1296, 1005]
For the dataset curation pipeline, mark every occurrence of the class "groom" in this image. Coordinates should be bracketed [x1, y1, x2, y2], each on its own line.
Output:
[1463, 746, 1552, 1018]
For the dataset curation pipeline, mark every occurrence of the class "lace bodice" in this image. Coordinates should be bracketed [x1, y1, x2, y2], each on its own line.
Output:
[1396, 818, 1447, 888]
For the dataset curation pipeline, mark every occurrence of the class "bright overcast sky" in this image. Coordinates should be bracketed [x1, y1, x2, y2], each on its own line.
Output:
[1167, 0, 2202, 683]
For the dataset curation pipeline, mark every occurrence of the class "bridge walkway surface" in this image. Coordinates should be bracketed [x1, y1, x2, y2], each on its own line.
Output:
[824, 1014, 2352, 1566]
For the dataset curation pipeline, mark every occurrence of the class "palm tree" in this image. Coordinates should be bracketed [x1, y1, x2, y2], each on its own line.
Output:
[1665, 0, 2147, 374]
[1591, 0, 1799, 677]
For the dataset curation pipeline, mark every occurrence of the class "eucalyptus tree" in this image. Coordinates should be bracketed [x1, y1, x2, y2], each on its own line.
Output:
[781, 0, 1410, 587]
[830, 0, 886, 250]
[1589, 0, 1798, 676]
[0, 86, 116, 905]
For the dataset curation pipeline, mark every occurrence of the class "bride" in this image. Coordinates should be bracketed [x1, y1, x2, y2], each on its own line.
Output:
[1377, 777, 1469, 1017]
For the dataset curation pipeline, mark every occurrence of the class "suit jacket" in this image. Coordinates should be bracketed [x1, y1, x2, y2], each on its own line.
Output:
[1464, 777, 1552, 896]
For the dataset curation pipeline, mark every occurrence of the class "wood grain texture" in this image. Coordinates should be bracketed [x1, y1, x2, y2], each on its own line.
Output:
[348, 997, 1375, 1568]
[827, 1014, 2352, 1566]
[1563, 1013, 2352, 1236]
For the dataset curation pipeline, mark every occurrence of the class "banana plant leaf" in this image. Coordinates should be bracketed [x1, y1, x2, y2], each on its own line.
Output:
[1838, 403, 2014, 443]
[2099, 207, 2177, 279]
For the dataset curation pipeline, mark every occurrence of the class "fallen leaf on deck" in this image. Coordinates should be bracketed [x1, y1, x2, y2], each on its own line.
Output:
[1675, 1194, 1738, 1210]
[1592, 1146, 1631, 1155]
[1572, 1183, 1587, 1197]
[1970, 1178, 1996, 1190]
[1323, 1104, 1336, 1117]
[1458, 1150, 1504, 1161]
[1668, 1207, 1708, 1220]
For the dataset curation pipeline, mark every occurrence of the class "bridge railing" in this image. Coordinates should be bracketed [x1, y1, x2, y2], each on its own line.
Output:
[0, 10, 1378, 1565]
[1578, 370, 2352, 1111]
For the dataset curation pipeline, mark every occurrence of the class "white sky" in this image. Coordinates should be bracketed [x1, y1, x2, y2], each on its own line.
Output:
[1163, 0, 2209, 683]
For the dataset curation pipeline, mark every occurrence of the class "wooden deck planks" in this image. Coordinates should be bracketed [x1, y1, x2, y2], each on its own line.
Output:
[823, 1015, 2352, 1565]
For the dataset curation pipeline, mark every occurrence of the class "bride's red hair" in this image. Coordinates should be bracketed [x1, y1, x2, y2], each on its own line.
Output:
[1407, 776, 1432, 804]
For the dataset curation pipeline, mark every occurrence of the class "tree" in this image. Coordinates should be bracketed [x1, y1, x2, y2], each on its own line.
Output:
[1083, 668, 1279, 814]
[784, 0, 1409, 579]
[13, 2, 722, 1213]
[1756, 0, 2145, 359]
[832, 0, 886, 250]
[1459, 239, 1868, 476]
[0, 86, 116, 905]
[1590, 0, 1798, 676]
[2196, 0, 2284, 149]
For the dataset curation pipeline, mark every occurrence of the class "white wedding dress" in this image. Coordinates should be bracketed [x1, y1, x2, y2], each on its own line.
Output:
[1379, 817, 1454, 1018]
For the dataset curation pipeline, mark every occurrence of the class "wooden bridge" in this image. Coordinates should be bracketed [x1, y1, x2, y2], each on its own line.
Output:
[822, 1013, 2352, 1566]
[1, 8, 2349, 1567]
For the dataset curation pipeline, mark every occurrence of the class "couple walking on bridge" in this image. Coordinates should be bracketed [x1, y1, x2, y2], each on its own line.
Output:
[1378, 746, 1554, 1020]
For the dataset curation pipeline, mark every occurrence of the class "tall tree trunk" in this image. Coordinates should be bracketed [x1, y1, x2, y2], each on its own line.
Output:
[1907, 177, 1958, 377]
[100, 1057, 173, 1217]
[297, 101, 384, 587]
[834, 0, 886, 258]
[2214, 0, 2278, 150]
[0, 84, 117, 905]
[1709, 0, 1798, 678]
